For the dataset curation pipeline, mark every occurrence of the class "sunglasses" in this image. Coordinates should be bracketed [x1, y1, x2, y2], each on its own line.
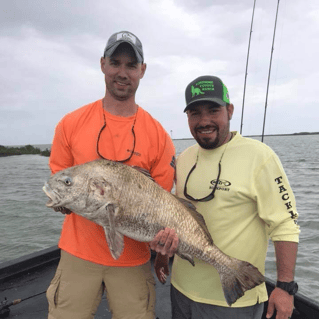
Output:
[183, 161, 221, 202]
[183, 139, 231, 203]
[97, 112, 136, 162]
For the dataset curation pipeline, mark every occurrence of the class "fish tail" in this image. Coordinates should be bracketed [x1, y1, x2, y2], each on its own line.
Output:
[218, 259, 265, 306]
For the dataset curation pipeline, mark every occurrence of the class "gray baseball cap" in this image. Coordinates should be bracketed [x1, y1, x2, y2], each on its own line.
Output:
[184, 75, 230, 112]
[103, 31, 144, 63]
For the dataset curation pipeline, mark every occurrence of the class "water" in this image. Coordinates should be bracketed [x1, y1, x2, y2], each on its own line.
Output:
[0, 155, 64, 259]
[1, 135, 318, 302]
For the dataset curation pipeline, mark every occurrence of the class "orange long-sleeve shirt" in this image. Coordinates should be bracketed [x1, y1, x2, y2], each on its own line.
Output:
[49, 99, 176, 266]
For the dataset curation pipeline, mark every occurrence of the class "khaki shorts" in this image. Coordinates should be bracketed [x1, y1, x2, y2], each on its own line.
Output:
[47, 250, 156, 319]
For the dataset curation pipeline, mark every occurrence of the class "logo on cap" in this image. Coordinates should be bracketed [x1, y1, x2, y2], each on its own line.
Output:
[223, 83, 230, 103]
[117, 32, 137, 44]
[191, 86, 204, 97]
[191, 80, 215, 99]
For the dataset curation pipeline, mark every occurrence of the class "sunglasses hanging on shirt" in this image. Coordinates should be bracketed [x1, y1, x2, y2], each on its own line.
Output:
[96, 111, 137, 163]
[183, 140, 230, 202]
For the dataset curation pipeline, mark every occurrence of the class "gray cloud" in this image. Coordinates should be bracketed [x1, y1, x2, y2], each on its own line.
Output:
[1, 0, 318, 146]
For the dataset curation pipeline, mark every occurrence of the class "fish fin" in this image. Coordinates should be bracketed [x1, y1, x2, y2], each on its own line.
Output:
[131, 166, 155, 182]
[177, 252, 195, 266]
[174, 196, 207, 227]
[103, 227, 124, 260]
[103, 204, 124, 260]
[174, 196, 197, 210]
[174, 196, 213, 243]
[218, 259, 265, 306]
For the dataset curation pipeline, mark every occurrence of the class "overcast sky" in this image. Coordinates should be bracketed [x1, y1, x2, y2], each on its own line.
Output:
[1, 0, 318, 146]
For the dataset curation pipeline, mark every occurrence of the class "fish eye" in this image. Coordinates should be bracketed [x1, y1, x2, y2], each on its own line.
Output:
[63, 177, 72, 186]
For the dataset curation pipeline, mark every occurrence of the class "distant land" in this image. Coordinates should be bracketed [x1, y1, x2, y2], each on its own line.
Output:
[2, 132, 318, 156]
[246, 131, 319, 138]
[0, 145, 50, 157]
[172, 131, 319, 140]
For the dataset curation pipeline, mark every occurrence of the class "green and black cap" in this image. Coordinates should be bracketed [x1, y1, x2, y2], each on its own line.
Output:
[184, 75, 230, 112]
[103, 31, 144, 63]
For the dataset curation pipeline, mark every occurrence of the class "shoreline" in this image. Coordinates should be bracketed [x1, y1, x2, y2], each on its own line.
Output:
[173, 131, 319, 141]
[0, 145, 50, 158]
[2, 132, 319, 152]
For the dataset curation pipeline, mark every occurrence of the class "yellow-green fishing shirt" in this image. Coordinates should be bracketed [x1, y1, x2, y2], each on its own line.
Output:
[171, 132, 300, 307]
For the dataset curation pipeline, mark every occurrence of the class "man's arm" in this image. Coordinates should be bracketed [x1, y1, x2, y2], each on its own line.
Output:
[266, 241, 298, 319]
[275, 241, 298, 282]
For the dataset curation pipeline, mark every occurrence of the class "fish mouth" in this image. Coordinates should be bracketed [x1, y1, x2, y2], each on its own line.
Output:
[42, 183, 72, 215]
[43, 183, 58, 207]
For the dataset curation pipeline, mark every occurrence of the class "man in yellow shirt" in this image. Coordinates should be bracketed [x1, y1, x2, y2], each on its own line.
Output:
[154, 75, 300, 319]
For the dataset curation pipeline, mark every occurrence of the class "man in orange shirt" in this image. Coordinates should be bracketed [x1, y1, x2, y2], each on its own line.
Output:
[47, 31, 178, 319]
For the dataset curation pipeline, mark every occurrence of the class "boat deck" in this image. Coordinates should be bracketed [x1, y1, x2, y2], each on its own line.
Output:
[1, 246, 318, 318]
[0, 247, 169, 318]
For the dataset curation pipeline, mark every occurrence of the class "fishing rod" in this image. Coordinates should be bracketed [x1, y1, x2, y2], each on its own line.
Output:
[240, 0, 257, 135]
[261, 0, 280, 142]
[0, 291, 46, 318]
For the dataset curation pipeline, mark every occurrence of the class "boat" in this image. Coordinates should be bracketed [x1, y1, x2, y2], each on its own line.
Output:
[1, 246, 318, 318]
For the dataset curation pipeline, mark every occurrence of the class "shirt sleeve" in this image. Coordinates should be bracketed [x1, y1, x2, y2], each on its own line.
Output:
[150, 132, 176, 192]
[254, 152, 300, 243]
[49, 118, 74, 174]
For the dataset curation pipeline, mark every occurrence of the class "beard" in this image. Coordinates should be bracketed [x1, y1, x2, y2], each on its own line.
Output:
[193, 122, 230, 150]
[197, 136, 220, 149]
